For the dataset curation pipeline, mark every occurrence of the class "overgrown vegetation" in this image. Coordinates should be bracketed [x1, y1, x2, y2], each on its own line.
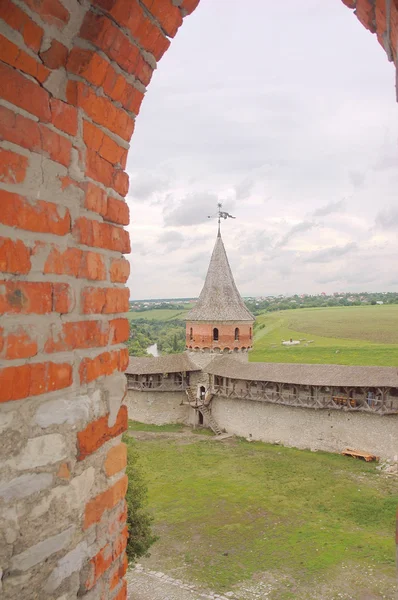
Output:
[126, 319, 185, 357]
[125, 432, 398, 597]
[124, 437, 158, 563]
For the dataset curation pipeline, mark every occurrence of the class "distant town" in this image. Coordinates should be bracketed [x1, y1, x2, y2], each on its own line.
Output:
[130, 291, 398, 314]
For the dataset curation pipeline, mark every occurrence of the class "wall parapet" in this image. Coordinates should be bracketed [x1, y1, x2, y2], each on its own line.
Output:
[210, 381, 398, 415]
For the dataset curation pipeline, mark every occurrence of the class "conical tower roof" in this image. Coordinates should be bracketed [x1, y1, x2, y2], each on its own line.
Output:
[185, 232, 254, 322]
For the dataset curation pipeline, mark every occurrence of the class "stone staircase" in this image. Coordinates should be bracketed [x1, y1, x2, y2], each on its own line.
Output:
[185, 387, 223, 435]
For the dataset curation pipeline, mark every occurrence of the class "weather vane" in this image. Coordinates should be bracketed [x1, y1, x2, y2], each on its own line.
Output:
[208, 202, 236, 235]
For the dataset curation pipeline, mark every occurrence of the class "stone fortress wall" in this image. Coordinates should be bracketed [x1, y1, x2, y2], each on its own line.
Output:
[126, 380, 398, 460]
[211, 397, 398, 459]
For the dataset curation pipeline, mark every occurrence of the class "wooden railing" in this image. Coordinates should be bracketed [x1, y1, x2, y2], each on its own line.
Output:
[210, 384, 398, 415]
[127, 380, 188, 392]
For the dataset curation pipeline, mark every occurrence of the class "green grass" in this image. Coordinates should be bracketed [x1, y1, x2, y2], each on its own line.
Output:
[251, 305, 398, 366]
[126, 308, 190, 321]
[128, 420, 185, 433]
[125, 433, 398, 595]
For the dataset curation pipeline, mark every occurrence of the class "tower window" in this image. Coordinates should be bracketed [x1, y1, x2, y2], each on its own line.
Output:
[189, 327, 193, 341]
[250, 327, 252, 339]
[234, 327, 240, 341]
[213, 327, 219, 341]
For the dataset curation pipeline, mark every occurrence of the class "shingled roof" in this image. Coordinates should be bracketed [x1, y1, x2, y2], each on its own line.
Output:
[185, 233, 254, 322]
[205, 355, 398, 387]
[125, 353, 201, 375]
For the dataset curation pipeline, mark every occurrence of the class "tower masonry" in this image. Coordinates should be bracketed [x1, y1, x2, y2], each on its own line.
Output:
[185, 231, 255, 355]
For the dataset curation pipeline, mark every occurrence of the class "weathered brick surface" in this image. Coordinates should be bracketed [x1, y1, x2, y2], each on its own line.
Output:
[186, 322, 253, 352]
[104, 443, 127, 477]
[84, 475, 128, 529]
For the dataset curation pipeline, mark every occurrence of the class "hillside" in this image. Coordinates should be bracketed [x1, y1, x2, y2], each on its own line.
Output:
[250, 305, 398, 366]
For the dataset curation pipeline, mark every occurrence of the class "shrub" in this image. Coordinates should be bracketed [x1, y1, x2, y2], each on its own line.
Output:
[124, 437, 158, 563]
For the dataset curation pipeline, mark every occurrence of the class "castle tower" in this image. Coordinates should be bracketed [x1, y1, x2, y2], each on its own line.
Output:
[185, 231, 255, 354]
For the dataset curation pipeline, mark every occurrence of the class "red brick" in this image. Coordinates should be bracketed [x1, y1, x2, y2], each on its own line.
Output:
[86, 149, 127, 194]
[0, 190, 71, 236]
[180, 0, 201, 15]
[0, 34, 49, 83]
[57, 462, 71, 479]
[3, 327, 37, 360]
[102, 65, 144, 115]
[119, 347, 129, 371]
[45, 320, 110, 353]
[0, 281, 52, 314]
[22, 0, 70, 29]
[0, 106, 72, 167]
[355, 0, 377, 32]
[109, 554, 128, 591]
[141, 0, 183, 37]
[52, 282, 74, 314]
[86, 543, 113, 590]
[110, 318, 130, 344]
[0, 62, 51, 122]
[66, 80, 135, 142]
[78, 405, 127, 460]
[40, 39, 69, 69]
[104, 443, 127, 477]
[66, 47, 109, 87]
[83, 121, 128, 168]
[0, 361, 72, 402]
[80, 11, 155, 84]
[0, 148, 28, 184]
[109, 258, 130, 283]
[112, 580, 127, 600]
[50, 99, 78, 136]
[0, 237, 31, 275]
[0, 281, 73, 315]
[112, 525, 128, 559]
[44, 246, 107, 281]
[79, 349, 128, 384]
[84, 475, 128, 528]
[105, 197, 129, 226]
[0, 0, 44, 52]
[73, 217, 131, 254]
[84, 182, 108, 216]
[91, 0, 170, 60]
[81, 287, 129, 314]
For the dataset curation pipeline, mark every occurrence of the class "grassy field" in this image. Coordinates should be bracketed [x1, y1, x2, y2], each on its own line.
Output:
[251, 305, 398, 366]
[126, 308, 190, 321]
[125, 427, 398, 598]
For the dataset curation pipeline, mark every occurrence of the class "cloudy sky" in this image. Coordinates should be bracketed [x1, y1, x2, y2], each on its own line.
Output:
[126, 0, 398, 300]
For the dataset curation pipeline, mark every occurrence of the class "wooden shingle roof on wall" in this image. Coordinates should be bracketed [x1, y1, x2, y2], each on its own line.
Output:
[205, 356, 398, 388]
[125, 353, 201, 375]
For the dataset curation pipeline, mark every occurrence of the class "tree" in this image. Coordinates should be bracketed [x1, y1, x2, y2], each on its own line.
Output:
[124, 438, 158, 563]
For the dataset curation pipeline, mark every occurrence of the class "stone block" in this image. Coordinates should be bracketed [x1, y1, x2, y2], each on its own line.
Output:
[10, 526, 75, 572]
[11, 434, 67, 470]
[0, 473, 53, 502]
[45, 540, 91, 593]
[35, 396, 91, 427]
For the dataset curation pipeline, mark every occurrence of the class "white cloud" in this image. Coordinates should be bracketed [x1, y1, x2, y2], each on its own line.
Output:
[125, 0, 398, 299]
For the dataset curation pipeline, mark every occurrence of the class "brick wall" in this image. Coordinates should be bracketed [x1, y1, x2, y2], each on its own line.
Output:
[0, 0, 396, 598]
[186, 321, 253, 351]
[0, 1, 199, 598]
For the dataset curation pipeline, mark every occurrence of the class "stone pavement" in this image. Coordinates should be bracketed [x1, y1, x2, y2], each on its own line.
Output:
[127, 565, 236, 600]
